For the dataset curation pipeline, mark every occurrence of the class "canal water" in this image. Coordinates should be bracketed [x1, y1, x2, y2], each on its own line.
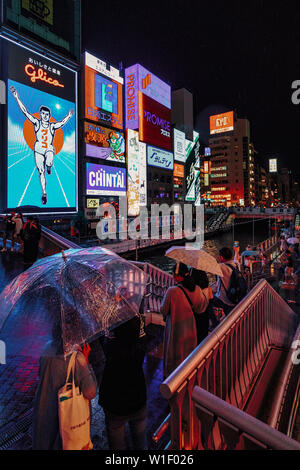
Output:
[140, 219, 273, 274]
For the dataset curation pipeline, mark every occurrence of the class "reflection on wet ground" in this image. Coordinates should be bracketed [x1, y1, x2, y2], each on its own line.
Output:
[140, 219, 272, 273]
[0, 220, 274, 449]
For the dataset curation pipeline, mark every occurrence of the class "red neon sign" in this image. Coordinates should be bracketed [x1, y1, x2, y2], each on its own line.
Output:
[25, 64, 64, 88]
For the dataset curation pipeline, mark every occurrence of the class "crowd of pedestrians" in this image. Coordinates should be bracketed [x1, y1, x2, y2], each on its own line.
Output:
[277, 232, 300, 303]
[160, 246, 248, 381]
[1, 212, 41, 265]
[1, 212, 288, 451]
[30, 243, 252, 451]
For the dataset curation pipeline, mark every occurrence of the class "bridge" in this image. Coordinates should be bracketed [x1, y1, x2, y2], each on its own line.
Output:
[0, 221, 299, 450]
[232, 207, 295, 220]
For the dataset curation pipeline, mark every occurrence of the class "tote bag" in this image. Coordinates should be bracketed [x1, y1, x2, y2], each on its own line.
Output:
[58, 352, 93, 450]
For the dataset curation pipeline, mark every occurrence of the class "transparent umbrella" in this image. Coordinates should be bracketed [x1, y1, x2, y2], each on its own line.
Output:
[0, 246, 148, 357]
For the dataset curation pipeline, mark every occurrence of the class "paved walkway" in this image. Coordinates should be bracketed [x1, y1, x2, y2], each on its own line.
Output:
[0, 241, 170, 450]
[0, 320, 169, 450]
[0, 238, 299, 449]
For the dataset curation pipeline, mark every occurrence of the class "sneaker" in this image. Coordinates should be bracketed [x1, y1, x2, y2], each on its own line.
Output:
[41, 194, 47, 205]
[46, 166, 52, 175]
[1, 248, 7, 252]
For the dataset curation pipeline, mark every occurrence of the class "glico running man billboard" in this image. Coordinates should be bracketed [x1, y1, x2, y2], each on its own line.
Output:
[7, 40, 77, 212]
[85, 52, 123, 130]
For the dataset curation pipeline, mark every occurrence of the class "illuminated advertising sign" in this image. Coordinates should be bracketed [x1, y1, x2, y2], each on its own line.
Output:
[7, 40, 77, 212]
[174, 177, 183, 188]
[87, 198, 99, 208]
[185, 133, 200, 202]
[139, 93, 171, 150]
[125, 64, 171, 129]
[195, 172, 201, 207]
[174, 128, 186, 162]
[269, 159, 278, 173]
[139, 142, 147, 207]
[86, 163, 126, 196]
[210, 111, 234, 135]
[125, 65, 139, 130]
[85, 52, 123, 130]
[85, 52, 123, 84]
[147, 145, 174, 170]
[22, 0, 53, 25]
[174, 163, 184, 178]
[138, 65, 171, 108]
[205, 147, 211, 156]
[84, 122, 125, 163]
[127, 129, 140, 217]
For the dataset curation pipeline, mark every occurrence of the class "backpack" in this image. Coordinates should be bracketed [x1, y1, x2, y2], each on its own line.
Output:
[222, 264, 248, 305]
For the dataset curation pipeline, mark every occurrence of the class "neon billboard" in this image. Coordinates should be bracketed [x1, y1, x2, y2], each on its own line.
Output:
[174, 163, 184, 178]
[85, 52, 123, 130]
[86, 163, 126, 196]
[269, 159, 278, 173]
[174, 128, 186, 162]
[84, 122, 125, 163]
[139, 93, 171, 150]
[139, 142, 147, 207]
[7, 40, 77, 212]
[125, 64, 171, 130]
[210, 111, 234, 135]
[147, 145, 174, 170]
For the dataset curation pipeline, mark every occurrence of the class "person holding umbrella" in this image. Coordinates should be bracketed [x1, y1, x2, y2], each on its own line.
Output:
[99, 315, 147, 450]
[0, 247, 149, 449]
[190, 269, 214, 344]
[165, 246, 225, 332]
[160, 262, 206, 379]
[32, 322, 97, 450]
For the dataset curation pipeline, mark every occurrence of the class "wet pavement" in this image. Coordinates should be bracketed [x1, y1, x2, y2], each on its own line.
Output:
[0, 324, 169, 450]
[0, 236, 299, 449]
[0, 250, 27, 295]
[0, 240, 170, 451]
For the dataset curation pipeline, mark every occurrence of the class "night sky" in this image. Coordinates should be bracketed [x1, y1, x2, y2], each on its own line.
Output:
[82, 1, 300, 175]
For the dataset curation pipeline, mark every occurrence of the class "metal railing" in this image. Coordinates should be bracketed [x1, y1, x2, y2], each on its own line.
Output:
[245, 235, 280, 289]
[191, 387, 300, 450]
[40, 226, 80, 256]
[159, 279, 297, 450]
[132, 262, 174, 314]
[233, 207, 295, 216]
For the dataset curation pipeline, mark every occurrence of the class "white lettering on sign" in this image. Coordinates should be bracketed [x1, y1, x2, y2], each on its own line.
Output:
[0, 80, 6, 104]
[0, 341, 6, 365]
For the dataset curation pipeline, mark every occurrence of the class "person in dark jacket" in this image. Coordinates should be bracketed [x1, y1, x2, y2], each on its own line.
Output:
[99, 315, 147, 450]
[1, 212, 16, 252]
[20, 216, 41, 264]
[190, 269, 214, 344]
